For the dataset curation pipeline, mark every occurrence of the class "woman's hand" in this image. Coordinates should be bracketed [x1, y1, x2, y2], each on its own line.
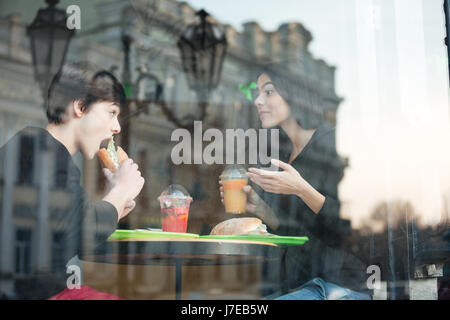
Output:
[219, 183, 261, 214]
[246, 159, 306, 196]
[248, 159, 326, 214]
[219, 182, 280, 230]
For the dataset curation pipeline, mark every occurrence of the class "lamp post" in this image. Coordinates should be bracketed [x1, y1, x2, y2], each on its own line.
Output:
[120, 34, 133, 155]
[444, 0, 450, 84]
[27, 0, 75, 108]
[177, 9, 227, 126]
[118, 34, 164, 154]
[116, 9, 227, 134]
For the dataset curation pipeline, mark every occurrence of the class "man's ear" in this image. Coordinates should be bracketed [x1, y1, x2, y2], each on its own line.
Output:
[72, 100, 85, 118]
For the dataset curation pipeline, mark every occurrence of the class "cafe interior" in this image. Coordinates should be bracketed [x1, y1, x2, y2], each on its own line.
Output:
[0, 0, 449, 300]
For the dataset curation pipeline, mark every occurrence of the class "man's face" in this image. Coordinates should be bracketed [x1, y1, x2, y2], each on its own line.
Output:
[76, 101, 121, 159]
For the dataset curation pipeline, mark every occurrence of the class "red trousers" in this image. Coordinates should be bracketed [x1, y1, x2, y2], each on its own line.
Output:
[49, 286, 125, 300]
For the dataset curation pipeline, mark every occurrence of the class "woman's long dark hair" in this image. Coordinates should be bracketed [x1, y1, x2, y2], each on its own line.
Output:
[255, 64, 325, 130]
[253, 64, 327, 164]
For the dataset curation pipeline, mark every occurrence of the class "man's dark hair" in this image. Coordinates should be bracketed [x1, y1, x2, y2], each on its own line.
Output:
[47, 64, 126, 124]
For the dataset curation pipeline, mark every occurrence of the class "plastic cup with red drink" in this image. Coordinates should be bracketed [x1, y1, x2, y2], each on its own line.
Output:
[158, 184, 193, 233]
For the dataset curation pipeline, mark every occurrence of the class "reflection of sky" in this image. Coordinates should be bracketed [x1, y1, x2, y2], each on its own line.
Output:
[184, 0, 450, 229]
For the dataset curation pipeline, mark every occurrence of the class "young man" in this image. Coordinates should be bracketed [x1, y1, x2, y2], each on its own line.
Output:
[0, 65, 144, 299]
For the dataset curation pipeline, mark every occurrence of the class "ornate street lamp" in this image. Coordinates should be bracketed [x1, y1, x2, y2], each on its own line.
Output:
[177, 9, 227, 123]
[27, 0, 75, 107]
[118, 34, 165, 153]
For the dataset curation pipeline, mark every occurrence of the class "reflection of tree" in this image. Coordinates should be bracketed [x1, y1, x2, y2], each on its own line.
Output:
[367, 201, 417, 230]
[353, 198, 450, 299]
[345, 200, 416, 299]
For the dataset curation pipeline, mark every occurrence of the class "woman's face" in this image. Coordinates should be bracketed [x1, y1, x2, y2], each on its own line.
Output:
[254, 73, 291, 128]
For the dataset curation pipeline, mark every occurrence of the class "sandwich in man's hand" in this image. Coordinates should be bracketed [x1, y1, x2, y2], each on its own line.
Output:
[98, 137, 128, 172]
[210, 218, 271, 236]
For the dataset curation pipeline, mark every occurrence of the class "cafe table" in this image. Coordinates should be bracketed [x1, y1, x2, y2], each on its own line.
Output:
[80, 230, 308, 300]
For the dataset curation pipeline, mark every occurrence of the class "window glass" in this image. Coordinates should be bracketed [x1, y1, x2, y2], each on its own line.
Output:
[14, 228, 32, 276]
[17, 135, 34, 186]
[0, 0, 449, 301]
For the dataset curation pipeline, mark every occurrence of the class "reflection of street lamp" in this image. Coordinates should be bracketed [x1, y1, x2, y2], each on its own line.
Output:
[444, 0, 450, 84]
[177, 9, 227, 124]
[27, 0, 75, 107]
[133, 68, 164, 105]
[119, 35, 164, 153]
[116, 9, 227, 134]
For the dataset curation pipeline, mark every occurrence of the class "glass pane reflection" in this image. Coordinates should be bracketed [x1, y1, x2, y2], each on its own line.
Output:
[0, 0, 448, 300]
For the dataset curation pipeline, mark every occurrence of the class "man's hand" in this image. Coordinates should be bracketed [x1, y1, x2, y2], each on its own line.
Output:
[114, 159, 145, 200]
[122, 199, 136, 219]
[102, 158, 145, 221]
[102, 168, 115, 194]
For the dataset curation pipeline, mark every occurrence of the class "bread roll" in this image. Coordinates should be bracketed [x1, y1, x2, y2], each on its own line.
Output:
[210, 217, 266, 235]
[117, 146, 128, 164]
[98, 148, 116, 172]
[98, 141, 129, 173]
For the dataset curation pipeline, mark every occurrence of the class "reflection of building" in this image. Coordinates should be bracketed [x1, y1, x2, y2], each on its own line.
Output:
[0, 0, 345, 299]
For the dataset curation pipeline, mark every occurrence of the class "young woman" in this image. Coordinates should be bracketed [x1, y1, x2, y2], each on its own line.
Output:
[220, 66, 371, 300]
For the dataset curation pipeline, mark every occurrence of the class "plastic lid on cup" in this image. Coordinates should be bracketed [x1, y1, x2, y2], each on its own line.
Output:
[159, 184, 192, 199]
[158, 184, 193, 208]
[219, 165, 248, 181]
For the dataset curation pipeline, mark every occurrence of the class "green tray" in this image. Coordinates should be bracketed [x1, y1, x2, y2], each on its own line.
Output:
[199, 235, 309, 246]
[107, 230, 308, 246]
[108, 229, 199, 241]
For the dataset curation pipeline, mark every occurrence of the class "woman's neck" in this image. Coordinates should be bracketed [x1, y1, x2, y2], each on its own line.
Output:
[280, 117, 315, 163]
[281, 117, 305, 148]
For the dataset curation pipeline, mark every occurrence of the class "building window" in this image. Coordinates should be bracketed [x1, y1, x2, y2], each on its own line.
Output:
[17, 135, 35, 186]
[14, 228, 32, 276]
[54, 145, 69, 189]
[51, 232, 66, 273]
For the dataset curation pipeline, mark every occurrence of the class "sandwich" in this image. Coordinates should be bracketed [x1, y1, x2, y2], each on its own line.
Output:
[210, 217, 270, 236]
[98, 137, 128, 172]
